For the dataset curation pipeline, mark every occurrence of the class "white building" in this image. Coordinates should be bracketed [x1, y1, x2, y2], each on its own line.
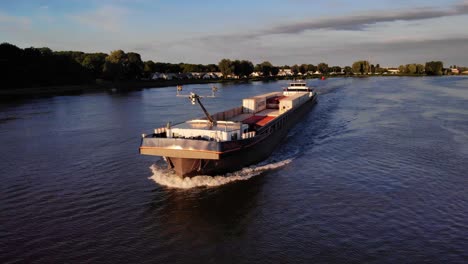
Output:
[250, 71, 262, 77]
[278, 69, 293, 76]
[386, 68, 400, 74]
[202, 72, 220, 79]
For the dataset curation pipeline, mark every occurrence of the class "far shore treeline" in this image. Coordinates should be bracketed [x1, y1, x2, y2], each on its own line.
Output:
[1, 42, 467, 91]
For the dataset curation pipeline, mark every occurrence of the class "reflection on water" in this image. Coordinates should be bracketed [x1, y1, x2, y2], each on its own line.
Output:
[1, 77, 468, 263]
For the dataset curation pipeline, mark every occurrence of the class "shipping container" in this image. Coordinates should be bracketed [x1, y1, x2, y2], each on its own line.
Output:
[243, 96, 266, 113]
[279, 93, 309, 113]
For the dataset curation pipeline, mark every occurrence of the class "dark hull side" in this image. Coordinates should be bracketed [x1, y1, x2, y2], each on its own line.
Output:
[167, 95, 317, 177]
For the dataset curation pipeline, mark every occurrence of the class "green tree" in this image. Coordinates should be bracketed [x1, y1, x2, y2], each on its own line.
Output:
[291, 64, 299, 76]
[207, 64, 219, 72]
[0, 43, 23, 89]
[54, 51, 86, 64]
[125, 52, 144, 79]
[331, 66, 342, 74]
[104, 50, 128, 81]
[181, 63, 196, 73]
[407, 64, 417, 74]
[143, 60, 156, 77]
[239, 60, 254, 78]
[317, 62, 329, 74]
[258, 61, 273, 76]
[352, 60, 370, 74]
[307, 64, 317, 73]
[81, 53, 107, 79]
[299, 64, 308, 75]
[218, 59, 232, 78]
[231, 60, 242, 77]
[375, 64, 386, 74]
[416, 64, 425, 74]
[398, 65, 407, 74]
[271, 66, 279, 76]
[343, 66, 353, 75]
[425, 61, 444, 75]
[38, 47, 53, 56]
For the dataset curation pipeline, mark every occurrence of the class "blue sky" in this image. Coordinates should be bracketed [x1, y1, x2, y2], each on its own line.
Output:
[1, 0, 468, 66]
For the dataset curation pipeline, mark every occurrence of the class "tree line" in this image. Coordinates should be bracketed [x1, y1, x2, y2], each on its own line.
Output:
[0, 42, 221, 90]
[0, 42, 462, 90]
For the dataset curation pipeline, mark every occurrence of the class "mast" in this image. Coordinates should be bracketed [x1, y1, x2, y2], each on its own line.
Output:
[189, 92, 216, 126]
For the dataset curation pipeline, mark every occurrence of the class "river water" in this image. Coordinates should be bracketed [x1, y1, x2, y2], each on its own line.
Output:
[1, 77, 467, 263]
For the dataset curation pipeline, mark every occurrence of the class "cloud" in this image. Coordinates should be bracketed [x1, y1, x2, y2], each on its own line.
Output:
[213, 1, 468, 39]
[268, 2, 467, 35]
[186, 0, 468, 56]
[69, 5, 129, 32]
[266, 36, 468, 66]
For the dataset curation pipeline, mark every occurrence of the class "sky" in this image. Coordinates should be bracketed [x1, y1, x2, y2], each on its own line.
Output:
[1, 0, 468, 67]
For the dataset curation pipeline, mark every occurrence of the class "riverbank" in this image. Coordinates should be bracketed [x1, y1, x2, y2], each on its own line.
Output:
[1, 74, 465, 99]
[0, 77, 288, 99]
[0, 79, 224, 99]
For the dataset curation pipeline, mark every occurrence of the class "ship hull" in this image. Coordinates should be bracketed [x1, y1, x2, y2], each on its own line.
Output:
[156, 95, 317, 177]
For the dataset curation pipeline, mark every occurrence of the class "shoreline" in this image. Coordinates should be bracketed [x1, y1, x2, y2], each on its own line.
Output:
[0, 79, 224, 99]
[1, 74, 465, 99]
[0, 77, 290, 99]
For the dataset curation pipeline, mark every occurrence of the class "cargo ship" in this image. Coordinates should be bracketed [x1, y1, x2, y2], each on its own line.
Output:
[140, 80, 317, 177]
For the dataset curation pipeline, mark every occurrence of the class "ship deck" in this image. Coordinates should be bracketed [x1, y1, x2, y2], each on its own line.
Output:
[227, 108, 280, 127]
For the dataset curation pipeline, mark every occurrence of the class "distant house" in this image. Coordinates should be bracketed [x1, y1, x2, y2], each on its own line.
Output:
[202, 72, 220, 79]
[462, 70, 468, 75]
[163, 73, 177, 80]
[386, 68, 400, 74]
[190, 72, 203, 79]
[250, 71, 262, 77]
[213, 72, 223, 78]
[177, 73, 193, 79]
[278, 69, 293, 76]
[151, 72, 178, 80]
[451, 68, 460, 74]
[151, 72, 163, 80]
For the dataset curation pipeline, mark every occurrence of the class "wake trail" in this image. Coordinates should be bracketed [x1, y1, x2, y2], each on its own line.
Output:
[149, 158, 292, 189]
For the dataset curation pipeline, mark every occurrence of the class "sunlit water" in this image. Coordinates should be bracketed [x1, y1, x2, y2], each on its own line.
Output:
[1, 77, 467, 263]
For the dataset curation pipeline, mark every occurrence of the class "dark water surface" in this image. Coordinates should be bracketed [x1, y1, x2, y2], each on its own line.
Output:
[1, 77, 467, 263]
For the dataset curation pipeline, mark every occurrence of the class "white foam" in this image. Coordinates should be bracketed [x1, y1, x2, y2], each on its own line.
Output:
[149, 159, 292, 189]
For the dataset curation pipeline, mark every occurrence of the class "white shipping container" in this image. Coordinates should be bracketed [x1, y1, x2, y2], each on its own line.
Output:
[279, 93, 309, 113]
[243, 97, 266, 113]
